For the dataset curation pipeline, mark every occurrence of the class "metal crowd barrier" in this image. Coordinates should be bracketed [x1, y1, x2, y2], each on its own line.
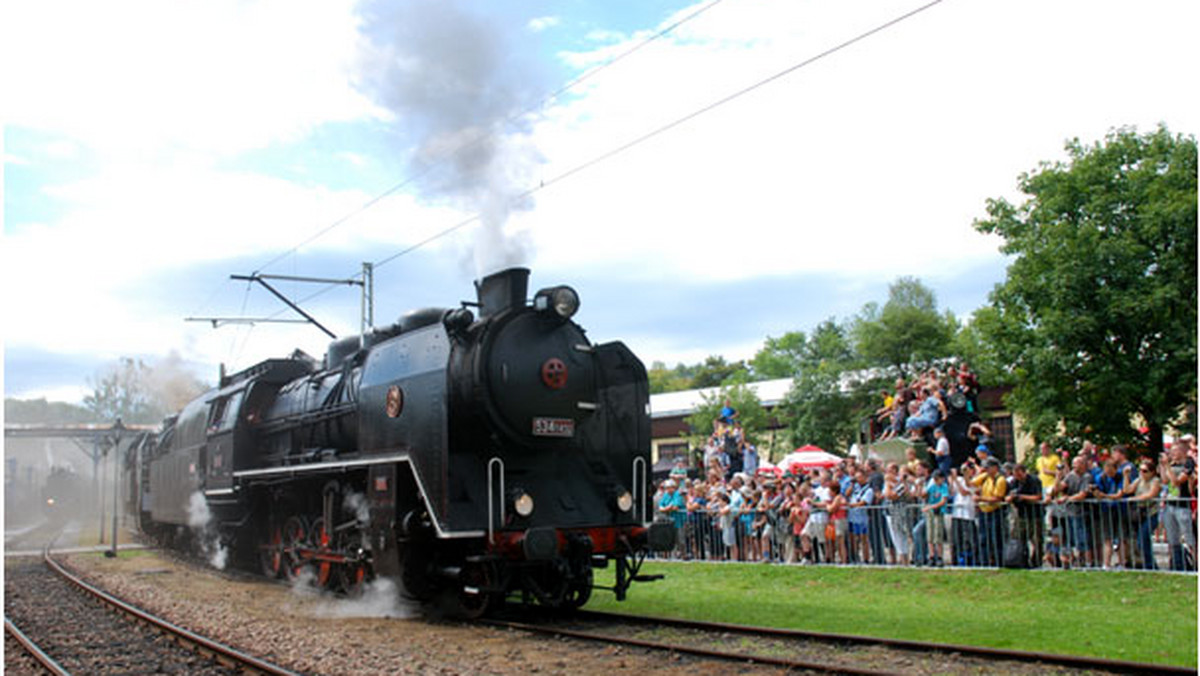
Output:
[653, 497, 1197, 572]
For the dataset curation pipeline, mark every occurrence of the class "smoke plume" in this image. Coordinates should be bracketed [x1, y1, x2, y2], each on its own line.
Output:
[186, 491, 228, 570]
[355, 0, 546, 276]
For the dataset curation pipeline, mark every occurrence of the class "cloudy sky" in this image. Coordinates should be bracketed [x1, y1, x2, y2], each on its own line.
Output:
[3, 0, 1197, 404]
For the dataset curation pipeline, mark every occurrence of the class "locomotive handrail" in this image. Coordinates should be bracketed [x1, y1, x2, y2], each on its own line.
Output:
[632, 457, 647, 523]
[487, 456, 505, 543]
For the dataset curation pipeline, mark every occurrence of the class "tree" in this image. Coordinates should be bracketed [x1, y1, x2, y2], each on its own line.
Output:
[951, 307, 1015, 388]
[690, 355, 749, 389]
[974, 125, 1197, 454]
[84, 354, 208, 424]
[851, 277, 957, 378]
[750, 331, 807, 379]
[779, 319, 877, 453]
[684, 380, 769, 448]
[4, 398, 95, 424]
[647, 361, 694, 394]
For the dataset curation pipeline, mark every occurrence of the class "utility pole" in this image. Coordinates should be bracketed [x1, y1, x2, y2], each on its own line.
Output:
[361, 262, 374, 341]
[97, 439, 107, 544]
[186, 270, 375, 341]
[106, 422, 123, 558]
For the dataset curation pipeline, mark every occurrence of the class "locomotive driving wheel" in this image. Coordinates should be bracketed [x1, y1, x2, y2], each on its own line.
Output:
[309, 517, 333, 589]
[281, 515, 308, 582]
[562, 566, 593, 610]
[453, 561, 494, 620]
[333, 528, 368, 597]
[260, 522, 283, 579]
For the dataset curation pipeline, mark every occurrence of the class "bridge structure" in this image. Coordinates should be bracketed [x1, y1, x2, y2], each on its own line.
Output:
[4, 421, 157, 551]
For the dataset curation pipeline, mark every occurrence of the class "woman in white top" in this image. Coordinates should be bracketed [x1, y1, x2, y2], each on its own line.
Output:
[949, 463, 979, 567]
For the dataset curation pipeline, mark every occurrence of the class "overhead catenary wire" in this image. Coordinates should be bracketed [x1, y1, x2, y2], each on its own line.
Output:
[224, 0, 947, 332]
[248, 0, 730, 278]
[369, 0, 947, 270]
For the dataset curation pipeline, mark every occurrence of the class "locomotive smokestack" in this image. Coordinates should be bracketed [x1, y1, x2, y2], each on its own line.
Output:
[475, 267, 529, 318]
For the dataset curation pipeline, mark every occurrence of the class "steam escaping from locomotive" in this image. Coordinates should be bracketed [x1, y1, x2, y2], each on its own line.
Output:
[306, 577, 417, 620]
[135, 267, 675, 617]
[355, 0, 546, 276]
[187, 491, 228, 570]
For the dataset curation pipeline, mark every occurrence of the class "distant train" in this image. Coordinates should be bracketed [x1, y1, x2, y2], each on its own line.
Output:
[127, 268, 673, 616]
[42, 466, 88, 520]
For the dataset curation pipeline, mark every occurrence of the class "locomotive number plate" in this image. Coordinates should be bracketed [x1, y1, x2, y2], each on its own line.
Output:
[532, 417, 575, 438]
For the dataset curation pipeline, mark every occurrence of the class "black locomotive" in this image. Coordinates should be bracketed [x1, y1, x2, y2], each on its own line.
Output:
[133, 267, 673, 616]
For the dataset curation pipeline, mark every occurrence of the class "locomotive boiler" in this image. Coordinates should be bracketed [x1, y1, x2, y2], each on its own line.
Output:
[137, 267, 673, 616]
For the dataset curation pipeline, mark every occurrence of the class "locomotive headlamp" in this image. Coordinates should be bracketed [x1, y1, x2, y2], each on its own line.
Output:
[513, 492, 535, 517]
[534, 285, 580, 320]
[615, 490, 633, 513]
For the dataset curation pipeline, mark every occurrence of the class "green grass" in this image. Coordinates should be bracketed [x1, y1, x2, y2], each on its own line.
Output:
[589, 561, 1197, 667]
[81, 548, 155, 560]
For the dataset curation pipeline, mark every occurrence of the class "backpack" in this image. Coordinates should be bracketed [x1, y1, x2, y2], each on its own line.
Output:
[1002, 538, 1029, 569]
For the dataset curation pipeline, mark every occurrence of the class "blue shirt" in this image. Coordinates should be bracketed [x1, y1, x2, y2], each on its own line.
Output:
[848, 483, 874, 525]
[659, 489, 687, 528]
[926, 481, 950, 515]
[1096, 472, 1126, 512]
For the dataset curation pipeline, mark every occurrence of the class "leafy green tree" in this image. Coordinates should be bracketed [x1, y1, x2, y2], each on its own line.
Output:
[973, 125, 1197, 454]
[851, 277, 957, 378]
[779, 319, 876, 453]
[950, 307, 1015, 387]
[4, 398, 96, 424]
[684, 380, 769, 448]
[750, 331, 807, 379]
[690, 355, 749, 389]
[647, 361, 694, 394]
[84, 354, 208, 424]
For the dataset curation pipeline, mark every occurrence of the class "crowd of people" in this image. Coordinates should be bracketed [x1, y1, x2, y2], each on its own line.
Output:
[874, 364, 980, 443]
[654, 432, 1198, 572]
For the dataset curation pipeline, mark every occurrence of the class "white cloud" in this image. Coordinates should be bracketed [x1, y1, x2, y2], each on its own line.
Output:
[0, 0, 383, 157]
[3, 0, 1198, 398]
[3, 152, 30, 166]
[527, 16, 560, 33]
[521, 0, 1199, 284]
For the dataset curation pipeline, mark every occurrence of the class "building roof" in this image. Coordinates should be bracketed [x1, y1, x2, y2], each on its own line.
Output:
[649, 378, 793, 420]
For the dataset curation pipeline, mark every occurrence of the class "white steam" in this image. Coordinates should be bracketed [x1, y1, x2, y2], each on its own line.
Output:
[355, 0, 546, 276]
[186, 491, 228, 570]
[186, 491, 210, 528]
[311, 577, 417, 620]
[343, 490, 370, 526]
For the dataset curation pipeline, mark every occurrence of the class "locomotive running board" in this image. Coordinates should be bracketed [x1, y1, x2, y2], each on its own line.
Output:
[231, 453, 485, 540]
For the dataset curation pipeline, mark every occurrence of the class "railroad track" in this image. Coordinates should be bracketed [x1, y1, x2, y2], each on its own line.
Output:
[483, 608, 1191, 676]
[3, 548, 299, 676]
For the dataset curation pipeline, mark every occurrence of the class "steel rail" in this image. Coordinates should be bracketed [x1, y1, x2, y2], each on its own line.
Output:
[574, 609, 1193, 675]
[5, 616, 72, 676]
[42, 551, 300, 676]
[481, 616, 897, 676]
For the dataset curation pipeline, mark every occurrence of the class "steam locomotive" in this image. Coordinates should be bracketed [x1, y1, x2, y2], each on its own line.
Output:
[42, 466, 88, 521]
[132, 268, 673, 616]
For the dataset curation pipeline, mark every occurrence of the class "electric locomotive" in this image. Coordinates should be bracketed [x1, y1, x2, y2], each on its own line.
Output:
[137, 268, 673, 616]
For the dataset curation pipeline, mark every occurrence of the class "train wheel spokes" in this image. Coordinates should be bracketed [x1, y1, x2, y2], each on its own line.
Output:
[333, 529, 368, 598]
[281, 515, 308, 582]
[336, 560, 368, 598]
[310, 517, 332, 589]
[563, 567, 593, 610]
[260, 523, 283, 579]
[454, 562, 493, 620]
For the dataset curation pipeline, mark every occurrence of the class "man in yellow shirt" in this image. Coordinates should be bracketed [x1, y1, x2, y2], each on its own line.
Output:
[1035, 442, 1061, 497]
[972, 458, 1008, 565]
